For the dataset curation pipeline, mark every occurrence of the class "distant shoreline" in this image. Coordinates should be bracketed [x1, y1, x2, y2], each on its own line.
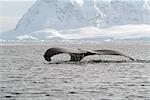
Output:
[0, 41, 150, 46]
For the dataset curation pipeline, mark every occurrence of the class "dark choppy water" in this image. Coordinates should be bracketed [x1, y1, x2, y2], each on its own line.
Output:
[0, 42, 150, 100]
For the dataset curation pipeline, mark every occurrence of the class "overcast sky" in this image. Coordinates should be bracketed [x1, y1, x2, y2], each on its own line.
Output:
[0, 0, 36, 32]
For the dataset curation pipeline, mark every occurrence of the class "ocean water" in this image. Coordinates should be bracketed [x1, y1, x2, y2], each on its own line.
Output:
[0, 42, 150, 100]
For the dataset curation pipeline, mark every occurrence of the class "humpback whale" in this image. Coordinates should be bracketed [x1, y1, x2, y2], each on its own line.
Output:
[44, 47, 134, 62]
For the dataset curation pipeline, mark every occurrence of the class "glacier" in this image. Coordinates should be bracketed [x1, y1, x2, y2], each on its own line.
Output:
[0, 0, 150, 41]
[32, 25, 150, 40]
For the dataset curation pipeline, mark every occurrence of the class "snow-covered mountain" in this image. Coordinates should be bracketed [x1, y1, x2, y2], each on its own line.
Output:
[1, 0, 150, 41]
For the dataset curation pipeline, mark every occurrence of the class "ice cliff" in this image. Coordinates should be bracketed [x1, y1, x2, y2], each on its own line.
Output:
[1, 0, 150, 41]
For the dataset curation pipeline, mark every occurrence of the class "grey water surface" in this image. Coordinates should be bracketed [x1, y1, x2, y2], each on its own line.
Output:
[0, 42, 150, 100]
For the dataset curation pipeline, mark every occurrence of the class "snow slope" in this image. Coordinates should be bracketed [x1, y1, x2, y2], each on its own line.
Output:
[15, 0, 150, 32]
[33, 24, 150, 41]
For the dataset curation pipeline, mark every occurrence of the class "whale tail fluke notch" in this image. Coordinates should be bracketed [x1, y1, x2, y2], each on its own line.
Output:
[70, 53, 84, 61]
[70, 51, 96, 61]
[44, 47, 134, 62]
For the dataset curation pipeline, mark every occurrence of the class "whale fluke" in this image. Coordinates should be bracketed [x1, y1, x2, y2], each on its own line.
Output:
[44, 47, 134, 62]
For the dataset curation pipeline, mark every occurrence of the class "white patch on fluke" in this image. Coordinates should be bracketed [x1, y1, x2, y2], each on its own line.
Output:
[71, 0, 84, 7]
